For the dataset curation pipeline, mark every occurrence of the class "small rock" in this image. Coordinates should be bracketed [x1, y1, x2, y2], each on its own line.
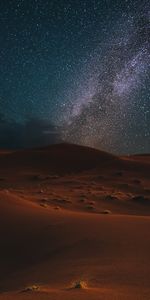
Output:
[105, 195, 117, 201]
[87, 201, 95, 205]
[40, 203, 47, 208]
[54, 206, 60, 210]
[85, 205, 95, 210]
[100, 209, 112, 214]
[39, 189, 44, 193]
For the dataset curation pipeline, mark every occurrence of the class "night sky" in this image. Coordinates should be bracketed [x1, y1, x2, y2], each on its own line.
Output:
[0, 0, 149, 154]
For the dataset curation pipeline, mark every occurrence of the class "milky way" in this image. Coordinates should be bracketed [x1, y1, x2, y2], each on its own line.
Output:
[62, 5, 150, 154]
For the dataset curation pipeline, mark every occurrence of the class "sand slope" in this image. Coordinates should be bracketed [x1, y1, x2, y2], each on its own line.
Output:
[0, 143, 150, 299]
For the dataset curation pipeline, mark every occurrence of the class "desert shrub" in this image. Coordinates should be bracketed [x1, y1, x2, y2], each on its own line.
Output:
[22, 285, 39, 292]
[71, 280, 87, 289]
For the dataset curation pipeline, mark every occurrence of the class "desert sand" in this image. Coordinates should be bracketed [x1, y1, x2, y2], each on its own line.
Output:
[0, 143, 149, 300]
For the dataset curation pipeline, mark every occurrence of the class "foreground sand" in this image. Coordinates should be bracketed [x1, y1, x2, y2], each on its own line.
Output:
[0, 144, 149, 299]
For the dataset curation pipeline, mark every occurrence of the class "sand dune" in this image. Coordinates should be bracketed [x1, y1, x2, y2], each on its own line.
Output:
[0, 143, 149, 299]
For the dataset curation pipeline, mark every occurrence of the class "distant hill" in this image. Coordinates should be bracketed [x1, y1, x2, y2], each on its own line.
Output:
[0, 143, 118, 173]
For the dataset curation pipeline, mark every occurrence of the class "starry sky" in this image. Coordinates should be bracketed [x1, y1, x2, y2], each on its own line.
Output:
[0, 0, 149, 154]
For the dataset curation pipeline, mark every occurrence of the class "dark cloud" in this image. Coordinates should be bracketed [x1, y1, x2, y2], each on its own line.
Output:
[0, 115, 62, 149]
